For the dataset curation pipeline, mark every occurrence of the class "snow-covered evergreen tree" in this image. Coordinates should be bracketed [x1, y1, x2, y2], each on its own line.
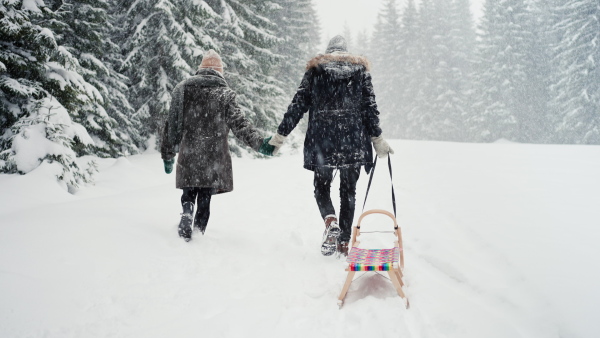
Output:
[531, 0, 563, 144]
[387, 0, 418, 139]
[115, 0, 219, 137]
[413, 0, 475, 141]
[270, 0, 319, 99]
[206, 0, 285, 155]
[404, 0, 454, 141]
[445, 0, 476, 141]
[472, 0, 547, 142]
[354, 29, 370, 56]
[551, 0, 600, 144]
[1, 0, 48, 133]
[370, 0, 401, 131]
[42, 0, 143, 157]
[1, 0, 96, 190]
[342, 22, 354, 53]
[116, 0, 285, 154]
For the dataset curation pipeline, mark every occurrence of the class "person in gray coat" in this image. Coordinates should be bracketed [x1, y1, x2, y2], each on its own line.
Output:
[161, 50, 274, 241]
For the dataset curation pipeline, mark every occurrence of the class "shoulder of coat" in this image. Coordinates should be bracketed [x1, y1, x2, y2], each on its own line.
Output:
[306, 53, 371, 72]
[173, 80, 186, 92]
[221, 87, 236, 101]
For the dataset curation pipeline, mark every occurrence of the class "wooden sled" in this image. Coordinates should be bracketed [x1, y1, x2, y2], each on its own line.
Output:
[337, 209, 409, 309]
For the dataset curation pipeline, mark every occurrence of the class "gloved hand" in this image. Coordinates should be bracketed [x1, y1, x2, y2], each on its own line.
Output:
[371, 136, 394, 158]
[258, 137, 275, 156]
[267, 133, 286, 155]
[164, 159, 174, 174]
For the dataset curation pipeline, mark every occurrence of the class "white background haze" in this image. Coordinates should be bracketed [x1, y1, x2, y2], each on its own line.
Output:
[313, 0, 484, 49]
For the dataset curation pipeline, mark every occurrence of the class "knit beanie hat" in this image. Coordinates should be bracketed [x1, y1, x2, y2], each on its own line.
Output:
[199, 49, 223, 73]
[325, 35, 348, 54]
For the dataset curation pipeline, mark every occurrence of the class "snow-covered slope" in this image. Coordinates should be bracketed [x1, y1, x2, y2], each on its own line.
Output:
[1, 140, 599, 338]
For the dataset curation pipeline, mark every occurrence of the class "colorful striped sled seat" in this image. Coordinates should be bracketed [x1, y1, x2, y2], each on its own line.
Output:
[338, 209, 409, 309]
[346, 247, 401, 271]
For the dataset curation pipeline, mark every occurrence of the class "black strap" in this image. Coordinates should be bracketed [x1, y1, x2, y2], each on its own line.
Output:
[362, 155, 397, 217]
[388, 155, 397, 217]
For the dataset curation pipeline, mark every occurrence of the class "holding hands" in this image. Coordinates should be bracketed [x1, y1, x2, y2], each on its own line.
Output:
[268, 133, 286, 155]
[258, 137, 276, 156]
[257, 133, 286, 156]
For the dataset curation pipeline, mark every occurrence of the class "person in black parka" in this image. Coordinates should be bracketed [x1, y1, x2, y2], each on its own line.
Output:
[268, 36, 394, 256]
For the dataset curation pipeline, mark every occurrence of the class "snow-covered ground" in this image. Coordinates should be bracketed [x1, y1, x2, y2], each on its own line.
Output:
[1, 140, 599, 338]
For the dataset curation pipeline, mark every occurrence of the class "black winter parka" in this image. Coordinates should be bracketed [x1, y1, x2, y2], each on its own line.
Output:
[276, 53, 382, 173]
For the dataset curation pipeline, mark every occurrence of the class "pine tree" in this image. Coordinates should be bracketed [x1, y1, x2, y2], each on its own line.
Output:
[405, 0, 456, 141]
[354, 29, 369, 56]
[115, 0, 219, 137]
[343, 22, 353, 52]
[388, 0, 418, 139]
[370, 0, 401, 132]
[1, 0, 47, 132]
[270, 0, 320, 98]
[515, 0, 556, 143]
[472, 0, 544, 142]
[551, 0, 600, 144]
[206, 0, 285, 155]
[532, 0, 563, 144]
[445, 0, 476, 141]
[116, 0, 286, 154]
[400, 0, 476, 142]
[43, 0, 143, 157]
[1, 0, 96, 190]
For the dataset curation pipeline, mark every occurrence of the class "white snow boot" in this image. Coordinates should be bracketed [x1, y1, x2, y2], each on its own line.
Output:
[178, 202, 193, 241]
[321, 215, 341, 256]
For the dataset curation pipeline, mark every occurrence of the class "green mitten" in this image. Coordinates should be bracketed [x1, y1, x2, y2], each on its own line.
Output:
[258, 137, 275, 156]
[164, 159, 174, 174]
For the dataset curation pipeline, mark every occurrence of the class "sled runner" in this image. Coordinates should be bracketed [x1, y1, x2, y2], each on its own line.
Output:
[337, 156, 409, 309]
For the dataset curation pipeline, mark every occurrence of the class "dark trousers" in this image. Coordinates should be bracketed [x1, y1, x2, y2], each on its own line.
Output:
[313, 166, 361, 242]
[181, 187, 213, 229]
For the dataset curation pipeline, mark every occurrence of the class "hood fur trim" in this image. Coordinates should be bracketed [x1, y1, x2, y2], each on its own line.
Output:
[306, 53, 371, 72]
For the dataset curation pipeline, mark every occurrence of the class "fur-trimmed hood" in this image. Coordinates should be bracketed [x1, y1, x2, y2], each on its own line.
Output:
[306, 52, 371, 72]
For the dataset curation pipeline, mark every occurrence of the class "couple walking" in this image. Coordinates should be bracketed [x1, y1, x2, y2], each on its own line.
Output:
[160, 36, 393, 257]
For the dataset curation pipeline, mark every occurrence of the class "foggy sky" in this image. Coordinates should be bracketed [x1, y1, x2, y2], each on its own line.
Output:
[313, 0, 484, 49]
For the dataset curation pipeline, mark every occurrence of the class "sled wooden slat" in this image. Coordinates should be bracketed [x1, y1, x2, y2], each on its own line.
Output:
[338, 209, 409, 309]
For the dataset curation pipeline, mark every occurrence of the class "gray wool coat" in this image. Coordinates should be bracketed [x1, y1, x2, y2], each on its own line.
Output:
[161, 68, 264, 193]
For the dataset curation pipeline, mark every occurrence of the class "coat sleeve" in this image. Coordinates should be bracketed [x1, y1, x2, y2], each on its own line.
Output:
[361, 71, 383, 138]
[276, 70, 312, 136]
[160, 82, 185, 160]
[226, 91, 264, 151]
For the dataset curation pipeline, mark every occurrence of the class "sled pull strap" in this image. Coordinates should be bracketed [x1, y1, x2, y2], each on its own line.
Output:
[388, 155, 397, 217]
[362, 156, 377, 213]
[362, 155, 397, 218]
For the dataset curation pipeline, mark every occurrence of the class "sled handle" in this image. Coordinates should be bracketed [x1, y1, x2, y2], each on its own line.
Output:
[356, 209, 397, 229]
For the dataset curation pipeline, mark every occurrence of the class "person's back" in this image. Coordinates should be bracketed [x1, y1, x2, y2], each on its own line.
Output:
[302, 52, 377, 170]
[161, 49, 274, 241]
[174, 68, 240, 191]
[269, 35, 394, 256]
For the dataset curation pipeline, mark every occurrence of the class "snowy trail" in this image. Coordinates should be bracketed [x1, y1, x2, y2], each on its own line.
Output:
[2, 140, 600, 337]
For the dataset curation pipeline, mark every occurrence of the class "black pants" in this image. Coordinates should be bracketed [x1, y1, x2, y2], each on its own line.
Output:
[181, 187, 213, 229]
[313, 166, 361, 242]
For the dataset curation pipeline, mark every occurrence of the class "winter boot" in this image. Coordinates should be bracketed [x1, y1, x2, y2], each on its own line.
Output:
[179, 202, 194, 241]
[321, 215, 341, 256]
[336, 241, 349, 258]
